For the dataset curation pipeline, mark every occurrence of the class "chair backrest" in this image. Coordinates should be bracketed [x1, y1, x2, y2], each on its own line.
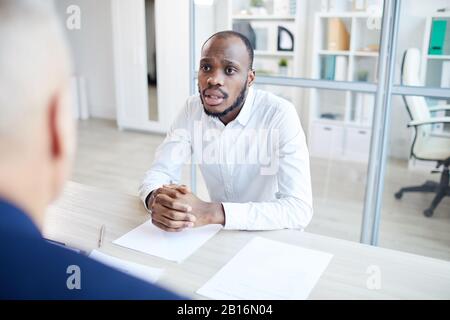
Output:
[401, 48, 432, 158]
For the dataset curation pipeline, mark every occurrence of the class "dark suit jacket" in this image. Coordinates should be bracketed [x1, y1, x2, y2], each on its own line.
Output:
[0, 198, 182, 300]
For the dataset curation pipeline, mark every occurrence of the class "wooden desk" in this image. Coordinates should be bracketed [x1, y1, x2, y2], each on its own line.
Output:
[44, 182, 450, 299]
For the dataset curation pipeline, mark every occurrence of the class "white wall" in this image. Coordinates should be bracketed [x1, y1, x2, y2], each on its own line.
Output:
[54, 0, 117, 120]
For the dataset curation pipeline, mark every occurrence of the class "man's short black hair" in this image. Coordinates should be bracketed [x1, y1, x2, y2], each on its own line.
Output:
[201, 30, 254, 70]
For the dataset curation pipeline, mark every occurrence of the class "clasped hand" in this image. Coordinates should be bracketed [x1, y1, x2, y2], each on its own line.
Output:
[148, 184, 225, 232]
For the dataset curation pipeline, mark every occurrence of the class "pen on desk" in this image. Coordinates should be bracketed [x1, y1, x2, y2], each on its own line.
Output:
[44, 238, 87, 255]
[44, 237, 66, 247]
[98, 224, 106, 248]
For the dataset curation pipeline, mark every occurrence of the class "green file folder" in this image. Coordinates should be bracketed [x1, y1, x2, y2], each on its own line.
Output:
[428, 20, 447, 55]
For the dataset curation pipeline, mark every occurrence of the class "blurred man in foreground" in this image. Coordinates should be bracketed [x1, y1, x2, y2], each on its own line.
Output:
[0, 0, 181, 299]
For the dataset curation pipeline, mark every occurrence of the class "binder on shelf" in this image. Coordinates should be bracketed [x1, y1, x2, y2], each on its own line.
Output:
[334, 56, 347, 81]
[321, 55, 336, 80]
[327, 18, 349, 51]
[428, 19, 447, 55]
[441, 61, 450, 88]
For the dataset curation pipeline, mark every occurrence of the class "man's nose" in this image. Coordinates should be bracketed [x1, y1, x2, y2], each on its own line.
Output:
[207, 71, 224, 87]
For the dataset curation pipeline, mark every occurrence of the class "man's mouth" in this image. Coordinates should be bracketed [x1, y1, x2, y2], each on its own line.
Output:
[203, 89, 226, 107]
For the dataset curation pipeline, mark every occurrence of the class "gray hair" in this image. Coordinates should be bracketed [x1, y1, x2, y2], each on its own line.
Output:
[0, 0, 71, 143]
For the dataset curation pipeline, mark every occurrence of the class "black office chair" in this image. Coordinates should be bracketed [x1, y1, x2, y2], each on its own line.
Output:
[394, 48, 450, 217]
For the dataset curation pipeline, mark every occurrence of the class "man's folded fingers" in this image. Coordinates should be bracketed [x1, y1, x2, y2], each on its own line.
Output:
[163, 183, 180, 189]
[152, 219, 183, 233]
[177, 185, 191, 194]
[163, 184, 190, 194]
[152, 213, 194, 230]
[152, 202, 195, 223]
[162, 209, 196, 223]
[155, 194, 191, 212]
[157, 187, 180, 198]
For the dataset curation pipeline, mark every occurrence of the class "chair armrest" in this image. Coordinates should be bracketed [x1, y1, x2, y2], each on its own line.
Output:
[408, 117, 450, 127]
[429, 105, 450, 112]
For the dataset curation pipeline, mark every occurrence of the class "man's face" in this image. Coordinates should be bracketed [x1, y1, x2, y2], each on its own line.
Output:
[198, 36, 255, 119]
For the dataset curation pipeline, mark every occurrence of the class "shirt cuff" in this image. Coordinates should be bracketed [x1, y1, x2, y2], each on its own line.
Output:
[139, 186, 161, 213]
[139, 188, 152, 210]
[222, 202, 251, 230]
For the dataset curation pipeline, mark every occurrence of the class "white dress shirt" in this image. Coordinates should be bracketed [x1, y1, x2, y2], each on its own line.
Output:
[139, 87, 313, 230]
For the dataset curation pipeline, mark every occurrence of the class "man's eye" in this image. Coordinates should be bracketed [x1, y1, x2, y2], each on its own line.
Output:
[201, 65, 211, 72]
[225, 67, 236, 75]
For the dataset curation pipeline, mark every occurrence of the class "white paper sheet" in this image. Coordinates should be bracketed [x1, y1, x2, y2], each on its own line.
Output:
[112, 220, 222, 263]
[197, 237, 333, 300]
[89, 249, 164, 284]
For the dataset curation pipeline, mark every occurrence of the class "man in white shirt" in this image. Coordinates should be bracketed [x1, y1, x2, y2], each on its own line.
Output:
[139, 31, 313, 232]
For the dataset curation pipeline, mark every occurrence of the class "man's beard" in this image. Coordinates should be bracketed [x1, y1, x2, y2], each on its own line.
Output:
[199, 80, 248, 119]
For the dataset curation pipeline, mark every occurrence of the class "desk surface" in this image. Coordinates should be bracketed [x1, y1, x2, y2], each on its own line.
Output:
[44, 181, 450, 299]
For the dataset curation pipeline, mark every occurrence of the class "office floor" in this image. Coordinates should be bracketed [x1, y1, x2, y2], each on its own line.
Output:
[71, 119, 450, 261]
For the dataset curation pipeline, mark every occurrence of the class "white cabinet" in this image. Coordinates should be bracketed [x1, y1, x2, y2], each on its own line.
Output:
[310, 122, 345, 158]
[310, 122, 371, 162]
[344, 127, 371, 162]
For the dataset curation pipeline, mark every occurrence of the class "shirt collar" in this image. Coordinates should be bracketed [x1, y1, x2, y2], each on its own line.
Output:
[0, 198, 42, 239]
[235, 86, 255, 127]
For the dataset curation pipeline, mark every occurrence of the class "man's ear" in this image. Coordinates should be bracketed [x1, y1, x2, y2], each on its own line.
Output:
[247, 69, 256, 87]
[48, 93, 62, 160]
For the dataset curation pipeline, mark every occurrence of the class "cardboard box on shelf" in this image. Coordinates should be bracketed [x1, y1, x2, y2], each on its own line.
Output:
[327, 18, 350, 51]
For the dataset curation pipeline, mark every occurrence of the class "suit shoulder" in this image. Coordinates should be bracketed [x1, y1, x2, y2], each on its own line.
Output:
[0, 237, 182, 299]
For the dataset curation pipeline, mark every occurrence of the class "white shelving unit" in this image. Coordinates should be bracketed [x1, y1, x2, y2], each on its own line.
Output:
[308, 11, 381, 162]
[226, 1, 301, 78]
[420, 12, 450, 84]
[224, 0, 304, 108]
[420, 13, 450, 138]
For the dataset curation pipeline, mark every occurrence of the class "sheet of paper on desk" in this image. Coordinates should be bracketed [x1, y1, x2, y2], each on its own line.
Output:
[89, 249, 164, 284]
[112, 220, 222, 263]
[197, 237, 333, 300]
